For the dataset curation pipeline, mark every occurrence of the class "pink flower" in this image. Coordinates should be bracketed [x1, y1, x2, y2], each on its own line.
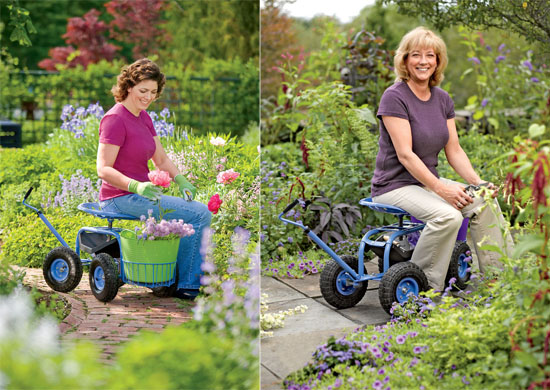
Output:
[216, 169, 240, 185]
[148, 169, 171, 188]
[208, 194, 223, 214]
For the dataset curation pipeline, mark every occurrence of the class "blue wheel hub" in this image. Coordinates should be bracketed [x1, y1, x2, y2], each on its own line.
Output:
[93, 266, 105, 291]
[336, 270, 356, 296]
[458, 253, 469, 279]
[396, 277, 419, 303]
[51, 258, 69, 282]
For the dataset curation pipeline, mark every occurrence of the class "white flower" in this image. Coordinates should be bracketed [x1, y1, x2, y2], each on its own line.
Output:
[210, 136, 226, 146]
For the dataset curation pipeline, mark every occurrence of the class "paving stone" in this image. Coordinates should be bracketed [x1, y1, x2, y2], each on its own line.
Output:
[261, 276, 305, 303]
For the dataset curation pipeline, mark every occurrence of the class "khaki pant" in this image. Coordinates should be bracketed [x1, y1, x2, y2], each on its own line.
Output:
[372, 178, 514, 290]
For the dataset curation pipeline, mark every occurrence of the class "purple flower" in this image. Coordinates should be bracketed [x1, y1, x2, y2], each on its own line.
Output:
[523, 60, 533, 71]
[495, 55, 506, 64]
[462, 376, 470, 385]
[531, 77, 540, 83]
[288, 237, 294, 243]
[396, 335, 406, 344]
[485, 45, 492, 51]
[468, 57, 481, 65]
[373, 380, 383, 390]
[498, 43, 506, 52]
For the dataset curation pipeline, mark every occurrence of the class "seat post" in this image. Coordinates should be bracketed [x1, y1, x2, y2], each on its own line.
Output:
[398, 215, 404, 228]
[108, 218, 114, 230]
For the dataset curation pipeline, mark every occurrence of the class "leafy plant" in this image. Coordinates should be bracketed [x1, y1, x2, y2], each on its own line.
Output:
[309, 197, 362, 243]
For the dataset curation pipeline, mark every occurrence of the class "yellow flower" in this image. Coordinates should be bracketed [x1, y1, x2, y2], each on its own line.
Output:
[523, 2, 527, 8]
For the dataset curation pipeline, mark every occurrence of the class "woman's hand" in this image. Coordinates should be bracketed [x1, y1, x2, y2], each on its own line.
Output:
[435, 182, 474, 210]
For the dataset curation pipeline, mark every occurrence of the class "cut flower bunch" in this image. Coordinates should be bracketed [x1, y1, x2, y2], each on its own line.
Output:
[136, 211, 195, 241]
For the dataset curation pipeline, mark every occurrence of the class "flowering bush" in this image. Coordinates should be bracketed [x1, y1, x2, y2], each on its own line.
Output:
[41, 170, 100, 215]
[217, 168, 240, 185]
[459, 27, 550, 140]
[148, 107, 176, 137]
[210, 136, 227, 146]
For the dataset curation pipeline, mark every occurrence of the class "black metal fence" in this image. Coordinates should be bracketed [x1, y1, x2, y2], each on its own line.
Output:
[1, 71, 258, 145]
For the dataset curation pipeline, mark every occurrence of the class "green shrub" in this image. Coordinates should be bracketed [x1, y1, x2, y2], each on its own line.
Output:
[109, 327, 258, 390]
[0, 210, 135, 267]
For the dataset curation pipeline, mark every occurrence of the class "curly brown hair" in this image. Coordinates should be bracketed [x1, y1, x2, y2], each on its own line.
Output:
[111, 58, 166, 102]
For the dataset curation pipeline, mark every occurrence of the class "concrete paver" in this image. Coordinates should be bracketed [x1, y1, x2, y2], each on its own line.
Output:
[261, 273, 390, 389]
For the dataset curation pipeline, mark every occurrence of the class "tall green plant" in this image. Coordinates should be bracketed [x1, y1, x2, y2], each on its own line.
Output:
[459, 26, 550, 140]
[503, 126, 550, 388]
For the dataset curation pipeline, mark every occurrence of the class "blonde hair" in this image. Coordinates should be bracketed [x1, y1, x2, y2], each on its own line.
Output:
[394, 27, 448, 87]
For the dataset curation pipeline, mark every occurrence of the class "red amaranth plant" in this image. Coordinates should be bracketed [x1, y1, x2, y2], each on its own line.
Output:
[505, 135, 550, 389]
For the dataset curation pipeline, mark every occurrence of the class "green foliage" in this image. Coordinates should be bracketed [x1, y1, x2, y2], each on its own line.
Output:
[109, 327, 258, 390]
[159, 0, 259, 67]
[437, 128, 508, 184]
[4, 0, 36, 47]
[0, 211, 105, 267]
[458, 27, 550, 140]
[382, 0, 550, 47]
[0, 260, 24, 296]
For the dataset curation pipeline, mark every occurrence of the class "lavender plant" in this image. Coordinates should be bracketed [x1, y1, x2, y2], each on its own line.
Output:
[192, 227, 259, 358]
[41, 169, 100, 215]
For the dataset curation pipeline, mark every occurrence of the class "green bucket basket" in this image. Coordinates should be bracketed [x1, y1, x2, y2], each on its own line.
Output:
[119, 230, 179, 284]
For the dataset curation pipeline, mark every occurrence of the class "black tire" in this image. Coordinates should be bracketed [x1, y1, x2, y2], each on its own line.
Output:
[320, 255, 368, 309]
[151, 264, 179, 298]
[89, 253, 119, 302]
[378, 256, 399, 273]
[379, 262, 428, 315]
[445, 241, 472, 290]
[43, 246, 83, 293]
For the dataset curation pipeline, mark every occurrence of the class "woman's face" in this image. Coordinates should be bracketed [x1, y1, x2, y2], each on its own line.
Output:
[405, 47, 437, 84]
[126, 79, 158, 112]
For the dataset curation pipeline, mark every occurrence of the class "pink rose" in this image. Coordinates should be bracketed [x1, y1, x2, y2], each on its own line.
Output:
[208, 194, 223, 214]
[216, 169, 240, 185]
[148, 169, 171, 188]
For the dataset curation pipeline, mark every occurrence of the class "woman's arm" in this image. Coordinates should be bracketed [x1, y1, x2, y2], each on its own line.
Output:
[97, 143, 133, 190]
[444, 118, 482, 185]
[382, 115, 472, 209]
[150, 137, 180, 178]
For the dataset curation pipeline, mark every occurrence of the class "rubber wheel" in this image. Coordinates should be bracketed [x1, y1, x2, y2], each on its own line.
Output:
[151, 264, 179, 298]
[43, 246, 83, 293]
[320, 255, 368, 309]
[89, 253, 119, 302]
[445, 241, 472, 290]
[379, 262, 428, 315]
[378, 256, 399, 273]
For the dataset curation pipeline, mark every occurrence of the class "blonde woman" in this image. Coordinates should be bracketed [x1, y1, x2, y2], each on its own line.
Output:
[371, 27, 513, 291]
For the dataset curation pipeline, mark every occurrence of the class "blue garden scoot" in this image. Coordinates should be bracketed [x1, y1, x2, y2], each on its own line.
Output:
[279, 187, 478, 314]
[22, 187, 178, 302]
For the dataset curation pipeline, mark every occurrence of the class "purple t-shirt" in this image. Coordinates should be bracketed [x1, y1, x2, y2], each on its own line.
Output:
[98, 103, 157, 200]
[371, 82, 455, 197]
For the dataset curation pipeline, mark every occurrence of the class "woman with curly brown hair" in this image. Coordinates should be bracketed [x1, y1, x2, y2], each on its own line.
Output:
[371, 27, 513, 292]
[97, 58, 211, 298]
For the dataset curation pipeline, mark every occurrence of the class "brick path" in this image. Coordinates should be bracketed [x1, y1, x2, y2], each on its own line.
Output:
[20, 267, 193, 361]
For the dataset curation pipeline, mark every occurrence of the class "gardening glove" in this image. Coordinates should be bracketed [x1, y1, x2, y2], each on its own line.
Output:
[128, 180, 163, 201]
[174, 174, 196, 201]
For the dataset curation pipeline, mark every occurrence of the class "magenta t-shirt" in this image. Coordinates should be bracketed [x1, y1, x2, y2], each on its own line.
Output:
[98, 103, 157, 200]
[371, 82, 455, 197]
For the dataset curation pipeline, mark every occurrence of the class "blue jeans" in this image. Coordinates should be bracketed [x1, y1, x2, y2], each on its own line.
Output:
[99, 194, 212, 292]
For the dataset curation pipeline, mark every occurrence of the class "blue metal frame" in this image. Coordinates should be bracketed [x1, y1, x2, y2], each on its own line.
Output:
[23, 193, 176, 290]
[278, 197, 427, 286]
